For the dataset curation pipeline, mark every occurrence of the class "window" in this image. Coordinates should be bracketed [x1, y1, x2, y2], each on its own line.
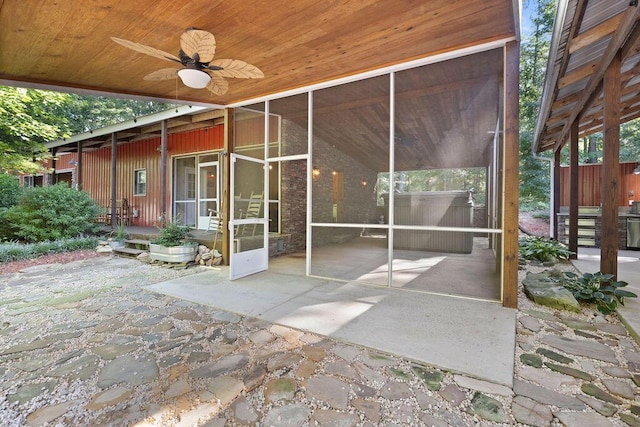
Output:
[134, 169, 147, 196]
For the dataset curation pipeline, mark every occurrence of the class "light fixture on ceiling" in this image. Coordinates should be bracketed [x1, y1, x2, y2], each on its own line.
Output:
[177, 69, 211, 89]
[633, 164, 640, 175]
[312, 167, 320, 179]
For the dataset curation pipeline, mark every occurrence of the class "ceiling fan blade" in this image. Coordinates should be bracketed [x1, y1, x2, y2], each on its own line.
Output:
[111, 37, 181, 63]
[180, 29, 216, 63]
[207, 59, 264, 79]
[143, 68, 180, 81]
[206, 74, 229, 95]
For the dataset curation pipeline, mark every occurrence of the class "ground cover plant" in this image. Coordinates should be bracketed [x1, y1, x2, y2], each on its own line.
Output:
[519, 236, 573, 263]
[0, 237, 98, 263]
[561, 271, 637, 315]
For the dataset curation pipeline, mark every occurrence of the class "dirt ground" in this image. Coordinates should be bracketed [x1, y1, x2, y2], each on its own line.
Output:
[518, 211, 551, 238]
[0, 249, 100, 275]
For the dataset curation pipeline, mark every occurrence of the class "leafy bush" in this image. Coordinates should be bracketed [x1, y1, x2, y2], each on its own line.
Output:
[519, 236, 573, 262]
[153, 214, 192, 247]
[561, 271, 637, 315]
[2, 183, 102, 242]
[0, 173, 22, 209]
[0, 236, 98, 263]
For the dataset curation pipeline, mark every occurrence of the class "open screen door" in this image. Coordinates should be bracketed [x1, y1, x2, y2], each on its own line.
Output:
[229, 153, 268, 279]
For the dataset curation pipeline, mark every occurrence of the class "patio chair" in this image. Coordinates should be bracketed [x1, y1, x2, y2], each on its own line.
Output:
[237, 191, 263, 237]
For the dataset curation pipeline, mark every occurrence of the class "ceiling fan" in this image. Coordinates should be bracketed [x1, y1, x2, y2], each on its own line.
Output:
[111, 28, 264, 95]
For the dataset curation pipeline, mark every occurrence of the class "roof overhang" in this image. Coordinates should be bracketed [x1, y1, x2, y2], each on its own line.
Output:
[534, 0, 640, 153]
[1, 0, 519, 106]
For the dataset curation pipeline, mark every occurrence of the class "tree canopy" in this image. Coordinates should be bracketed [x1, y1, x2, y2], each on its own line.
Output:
[0, 86, 173, 174]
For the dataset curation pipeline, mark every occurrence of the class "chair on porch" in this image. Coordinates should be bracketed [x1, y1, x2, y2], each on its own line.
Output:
[237, 192, 263, 237]
[105, 199, 131, 225]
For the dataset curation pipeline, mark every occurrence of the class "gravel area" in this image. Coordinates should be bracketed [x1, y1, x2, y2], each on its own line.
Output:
[0, 252, 639, 426]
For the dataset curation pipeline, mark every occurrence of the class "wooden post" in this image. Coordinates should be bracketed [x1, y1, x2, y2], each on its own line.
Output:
[77, 141, 83, 190]
[110, 133, 117, 227]
[601, 52, 621, 278]
[160, 120, 168, 221]
[222, 108, 234, 265]
[502, 40, 519, 309]
[569, 121, 579, 259]
[553, 148, 561, 239]
[51, 148, 57, 185]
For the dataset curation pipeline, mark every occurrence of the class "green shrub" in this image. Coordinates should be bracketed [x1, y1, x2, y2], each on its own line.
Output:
[0, 236, 98, 263]
[2, 183, 102, 242]
[561, 271, 637, 315]
[153, 214, 192, 247]
[519, 236, 573, 262]
[0, 173, 22, 209]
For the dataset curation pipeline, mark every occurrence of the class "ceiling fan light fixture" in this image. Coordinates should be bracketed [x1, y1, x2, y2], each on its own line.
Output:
[178, 68, 211, 89]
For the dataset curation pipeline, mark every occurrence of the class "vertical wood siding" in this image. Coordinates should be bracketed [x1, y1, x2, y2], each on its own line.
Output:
[560, 162, 640, 206]
[49, 126, 224, 226]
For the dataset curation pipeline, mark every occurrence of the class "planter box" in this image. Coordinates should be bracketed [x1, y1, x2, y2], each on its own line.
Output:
[149, 243, 197, 263]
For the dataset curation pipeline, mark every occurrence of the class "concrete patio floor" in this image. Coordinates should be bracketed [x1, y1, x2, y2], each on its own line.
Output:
[146, 254, 517, 387]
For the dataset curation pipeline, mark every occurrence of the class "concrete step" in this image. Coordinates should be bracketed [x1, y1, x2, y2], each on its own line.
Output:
[113, 247, 147, 257]
[125, 239, 151, 248]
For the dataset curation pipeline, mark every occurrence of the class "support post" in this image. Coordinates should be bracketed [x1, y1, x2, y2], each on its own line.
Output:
[222, 108, 234, 265]
[569, 121, 579, 259]
[552, 148, 561, 239]
[502, 40, 519, 309]
[77, 141, 83, 190]
[160, 120, 168, 221]
[110, 133, 117, 227]
[601, 52, 621, 278]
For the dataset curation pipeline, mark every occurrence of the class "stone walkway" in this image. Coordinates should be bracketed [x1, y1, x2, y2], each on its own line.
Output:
[0, 256, 639, 426]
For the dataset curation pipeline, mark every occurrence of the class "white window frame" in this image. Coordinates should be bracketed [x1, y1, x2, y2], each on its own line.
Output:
[134, 169, 147, 196]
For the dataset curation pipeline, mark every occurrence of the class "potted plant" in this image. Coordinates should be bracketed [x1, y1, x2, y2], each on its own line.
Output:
[149, 214, 197, 262]
[108, 223, 129, 249]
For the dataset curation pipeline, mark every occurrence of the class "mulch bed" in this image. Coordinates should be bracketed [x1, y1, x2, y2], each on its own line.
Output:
[0, 250, 101, 275]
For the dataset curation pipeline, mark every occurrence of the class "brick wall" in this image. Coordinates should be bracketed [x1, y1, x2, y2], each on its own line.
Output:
[279, 118, 379, 250]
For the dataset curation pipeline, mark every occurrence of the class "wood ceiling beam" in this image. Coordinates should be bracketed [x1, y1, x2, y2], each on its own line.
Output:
[191, 109, 225, 122]
[551, 92, 580, 111]
[552, 5, 640, 153]
[569, 14, 623, 54]
[558, 59, 599, 88]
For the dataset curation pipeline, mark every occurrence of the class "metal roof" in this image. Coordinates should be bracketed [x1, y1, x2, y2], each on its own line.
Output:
[534, 0, 640, 153]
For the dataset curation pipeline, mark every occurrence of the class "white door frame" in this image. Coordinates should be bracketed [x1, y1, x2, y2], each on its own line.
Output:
[229, 153, 268, 280]
[197, 161, 219, 230]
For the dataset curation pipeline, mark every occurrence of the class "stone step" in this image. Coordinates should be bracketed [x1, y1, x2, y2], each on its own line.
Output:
[112, 247, 147, 257]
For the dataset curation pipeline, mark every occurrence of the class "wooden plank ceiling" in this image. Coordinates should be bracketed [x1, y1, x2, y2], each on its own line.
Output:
[1, 0, 517, 171]
[534, 0, 640, 153]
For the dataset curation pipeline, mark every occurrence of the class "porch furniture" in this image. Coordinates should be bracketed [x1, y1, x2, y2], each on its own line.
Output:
[106, 198, 131, 225]
[237, 192, 263, 237]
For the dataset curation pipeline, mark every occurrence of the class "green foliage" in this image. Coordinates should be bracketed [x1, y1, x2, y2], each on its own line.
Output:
[153, 214, 193, 247]
[519, 236, 572, 262]
[0, 87, 66, 174]
[519, 0, 556, 207]
[0, 173, 22, 209]
[561, 271, 637, 315]
[0, 237, 98, 263]
[2, 183, 102, 242]
[109, 223, 129, 242]
[0, 85, 175, 174]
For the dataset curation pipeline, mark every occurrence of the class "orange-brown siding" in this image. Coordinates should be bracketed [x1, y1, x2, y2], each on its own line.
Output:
[560, 162, 640, 207]
[50, 126, 224, 226]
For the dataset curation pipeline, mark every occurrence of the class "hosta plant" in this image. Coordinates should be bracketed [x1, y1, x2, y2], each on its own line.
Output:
[561, 271, 637, 315]
[519, 236, 573, 262]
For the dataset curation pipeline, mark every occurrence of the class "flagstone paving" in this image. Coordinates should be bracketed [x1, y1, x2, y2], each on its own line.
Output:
[0, 256, 639, 426]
